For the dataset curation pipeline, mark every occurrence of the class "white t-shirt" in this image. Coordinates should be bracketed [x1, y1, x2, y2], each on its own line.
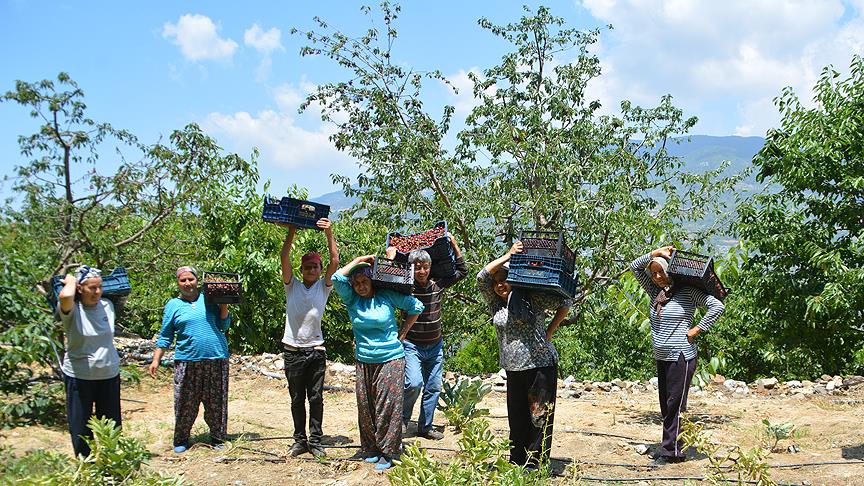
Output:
[59, 298, 120, 380]
[282, 276, 333, 347]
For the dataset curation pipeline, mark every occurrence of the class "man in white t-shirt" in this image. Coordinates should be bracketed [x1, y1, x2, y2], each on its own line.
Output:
[280, 218, 338, 458]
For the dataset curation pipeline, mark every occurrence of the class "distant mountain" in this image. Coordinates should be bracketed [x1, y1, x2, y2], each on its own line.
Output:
[313, 135, 766, 214]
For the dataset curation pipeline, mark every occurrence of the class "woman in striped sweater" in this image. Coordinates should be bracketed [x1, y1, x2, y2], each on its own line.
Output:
[148, 266, 232, 453]
[630, 246, 725, 464]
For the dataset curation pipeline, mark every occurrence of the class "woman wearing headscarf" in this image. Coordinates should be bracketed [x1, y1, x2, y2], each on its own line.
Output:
[57, 265, 122, 457]
[148, 266, 231, 453]
[630, 245, 725, 464]
[477, 242, 572, 469]
[331, 255, 424, 471]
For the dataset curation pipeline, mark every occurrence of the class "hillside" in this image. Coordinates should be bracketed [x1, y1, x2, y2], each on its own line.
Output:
[313, 135, 765, 214]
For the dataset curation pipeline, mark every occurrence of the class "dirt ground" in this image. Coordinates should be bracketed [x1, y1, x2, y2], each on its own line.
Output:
[3, 366, 864, 486]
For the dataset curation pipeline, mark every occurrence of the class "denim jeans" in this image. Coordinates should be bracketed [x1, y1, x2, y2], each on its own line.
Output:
[402, 339, 444, 433]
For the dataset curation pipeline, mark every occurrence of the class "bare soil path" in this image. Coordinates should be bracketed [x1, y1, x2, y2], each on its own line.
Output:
[3, 365, 864, 485]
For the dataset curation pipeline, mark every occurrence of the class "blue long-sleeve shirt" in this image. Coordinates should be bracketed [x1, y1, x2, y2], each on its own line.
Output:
[332, 272, 424, 364]
[156, 292, 231, 361]
[630, 253, 725, 361]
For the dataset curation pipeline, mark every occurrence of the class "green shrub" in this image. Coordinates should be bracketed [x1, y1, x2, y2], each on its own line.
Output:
[389, 418, 549, 485]
[0, 417, 186, 485]
[438, 377, 492, 432]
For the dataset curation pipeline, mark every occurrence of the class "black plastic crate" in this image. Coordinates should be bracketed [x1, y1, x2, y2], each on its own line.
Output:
[506, 254, 579, 299]
[667, 250, 730, 301]
[371, 257, 414, 294]
[261, 196, 330, 230]
[48, 267, 132, 311]
[519, 230, 575, 274]
[201, 271, 243, 305]
[385, 221, 455, 279]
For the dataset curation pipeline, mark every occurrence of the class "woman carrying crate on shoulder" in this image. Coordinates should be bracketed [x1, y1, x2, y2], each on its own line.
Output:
[477, 241, 572, 469]
[147, 266, 232, 454]
[278, 218, 339, 458]
[57, 265, 122, 457]
[331, 255, 424, 471]
[630, 246, 725, 464]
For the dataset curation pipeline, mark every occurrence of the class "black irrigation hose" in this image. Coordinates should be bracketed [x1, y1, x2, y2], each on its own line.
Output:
[578, 476, 803, 485]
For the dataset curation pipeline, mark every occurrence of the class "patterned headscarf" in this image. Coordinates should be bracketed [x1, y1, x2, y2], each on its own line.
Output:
[75, 265, 102, 284]
[349, 262, 373, 280]
[646, 257, 674, 316]
[176, 266, 198, 279]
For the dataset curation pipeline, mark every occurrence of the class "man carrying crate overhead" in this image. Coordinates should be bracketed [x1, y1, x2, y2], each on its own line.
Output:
[387, 232, 468, 440]
[279, 218, 339, 457]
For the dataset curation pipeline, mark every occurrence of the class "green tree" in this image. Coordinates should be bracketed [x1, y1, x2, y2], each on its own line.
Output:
[294, 4, 739, 377]
[731, 56, 864, 378]
[0, 73, 255, 425]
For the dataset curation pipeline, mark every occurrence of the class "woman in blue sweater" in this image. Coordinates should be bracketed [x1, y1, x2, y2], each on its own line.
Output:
[332, 255, 424, 471]
[148, 266, 231, 453]
[630, 246, 725, 464]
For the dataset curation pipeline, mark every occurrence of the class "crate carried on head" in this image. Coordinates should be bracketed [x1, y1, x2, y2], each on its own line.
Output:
[519, 230, 575, 275]
[48, 267, 132, 312]
[262, 196, 330, 230]
[506, 254, 579, 299]
[385, 221, 456, 279]
[201, 271, 243, 305]
[667, 250, 730, 301]
[371, 257, 414, 294]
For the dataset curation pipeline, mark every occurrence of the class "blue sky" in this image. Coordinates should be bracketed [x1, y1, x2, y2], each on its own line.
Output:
[2, 1, 863, 198]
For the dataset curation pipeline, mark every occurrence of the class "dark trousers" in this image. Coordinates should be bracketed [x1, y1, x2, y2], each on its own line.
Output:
[656, 353, 697, 458]
[63, 373, 122, 457]
[505, 365, 557, 467]
[283, 348, 326, 445]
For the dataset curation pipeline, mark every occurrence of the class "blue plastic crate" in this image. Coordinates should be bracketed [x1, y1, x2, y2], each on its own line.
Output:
[519, 230, 575, 274]
[506, 254, 578, 298]
[48, 267, 132, 311]
[386, 221, 455, 279]
[262, 196, 330, 230]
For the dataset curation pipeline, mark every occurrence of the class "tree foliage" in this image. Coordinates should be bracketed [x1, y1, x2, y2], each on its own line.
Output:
[294, 3, 739, 377]
[731, 56, 864, 378]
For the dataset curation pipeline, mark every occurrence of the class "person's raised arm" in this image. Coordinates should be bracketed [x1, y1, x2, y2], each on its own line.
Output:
[318, 218, 340, 286]
[484, 241, 523, 274]
[280, 224, 297, 285]
[439, 232, 469, 288]
[58, 274, 77, 314]
[337, 255, 375, 276]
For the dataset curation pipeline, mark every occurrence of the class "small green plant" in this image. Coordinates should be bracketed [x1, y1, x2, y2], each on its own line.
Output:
[437, 377, 492, 432]
[679, 415, 775, 486]
[693, 353, 727, 389]
[0, 417, 187, 485]
[761, 419, 796, 452]
[389, 418, 547, 485]
[120, 365, 143, 386]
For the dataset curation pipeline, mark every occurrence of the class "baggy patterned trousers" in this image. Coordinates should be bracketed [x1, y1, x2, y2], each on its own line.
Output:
[173, 358, 229, 447]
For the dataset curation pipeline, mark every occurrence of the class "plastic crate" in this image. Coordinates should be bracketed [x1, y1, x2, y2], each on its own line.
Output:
[506, 254, 579, 299]
[519, 230, 575, 274]
[261, 196, 330, 230]
[371, 257, 414, 294]
[201, 271, 243, 305]
[47, 267, 132, 311]
[667, 250, 730, 301]
[385, 221, 455, 279]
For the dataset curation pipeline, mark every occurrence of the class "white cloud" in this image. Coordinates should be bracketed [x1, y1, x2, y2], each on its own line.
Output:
[244, 24, 284, 81]
[244, 24, 283, 54]
[444, 68, 486, 114]
[202, 82, 357, 196]
[577, 0, 863, 134]
[163, 14, 238, 62]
